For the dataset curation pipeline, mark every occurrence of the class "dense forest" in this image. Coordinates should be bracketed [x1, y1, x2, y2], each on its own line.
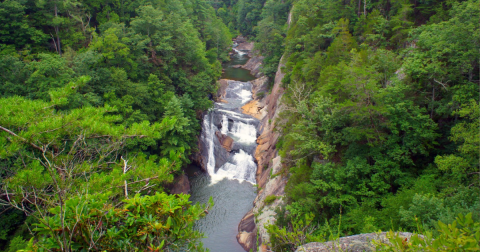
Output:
[0, 0, 479, 251]
[0, 0, 230, 250]
[211, 0, 479, 250]
[248, 0, 478, 250]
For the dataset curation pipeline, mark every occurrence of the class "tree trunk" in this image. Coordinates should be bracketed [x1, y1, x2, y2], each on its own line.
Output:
[358, 0, 362, 17]
[430, 84, 435, 118]
[364, 0, 367, 16]
[54, 3, 62, 56]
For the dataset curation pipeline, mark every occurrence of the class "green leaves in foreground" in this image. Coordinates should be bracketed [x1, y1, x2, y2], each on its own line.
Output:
[25, 193, 212, 252]
[376, 213, 480, 251]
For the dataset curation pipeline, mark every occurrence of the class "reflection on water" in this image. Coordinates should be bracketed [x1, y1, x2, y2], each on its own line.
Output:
[189, 170, 256, 252]
[221, 53, 256, 81]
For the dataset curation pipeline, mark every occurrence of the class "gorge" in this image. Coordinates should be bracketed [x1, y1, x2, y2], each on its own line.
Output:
[189, 45, 261, 251]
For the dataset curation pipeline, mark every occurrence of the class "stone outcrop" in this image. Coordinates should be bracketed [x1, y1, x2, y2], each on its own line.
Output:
[242, 55, 264, 78]
[170, 174, 190, 194]
[241, 76, 268, 120]
[236, 41, 254, 51]
[217, 79, 229, 100]
[252, 156, 286, 246]
[254, 55, 286, 188]
[215, 131, 234, 152]
[237, 210, 257, 251]
[295, 232, 419, 252]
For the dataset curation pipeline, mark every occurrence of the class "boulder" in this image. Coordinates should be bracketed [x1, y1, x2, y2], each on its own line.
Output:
[215, 131, 234, 152]
[235, 36, 247, 44]
[236, 41, 254, 51]
[295, 232, 419, 252]
[236, 209, 257, 251]
[242, 55, 265, 78]
[217, 79, 229, 100]
[170, 174, 190, 194]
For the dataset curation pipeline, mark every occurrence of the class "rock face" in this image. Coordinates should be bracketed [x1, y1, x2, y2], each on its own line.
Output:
[241, 76, 268, 120]
[217, 79, 229, 100]
[170, 174, 190, 194]
[236, 41, 254, 51]
[236, 210, 257, 251]
[237, 46, 288, 250]
[252, 156, 286, 246]
[242, 55, 265, 78]
[254, 55, 286, 189]
[295, 232, 418, 252]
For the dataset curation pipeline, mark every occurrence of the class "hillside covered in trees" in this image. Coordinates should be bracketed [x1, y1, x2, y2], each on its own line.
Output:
[210, 0, 479, 250]
[0, 0, 479, 251]
[0, 0, 231, 250]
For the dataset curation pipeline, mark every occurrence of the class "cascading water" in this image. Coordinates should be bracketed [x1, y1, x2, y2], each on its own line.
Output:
[201, 80, 259, 184]
[190, 76, 259, 251]
[233, 48, 247, 56]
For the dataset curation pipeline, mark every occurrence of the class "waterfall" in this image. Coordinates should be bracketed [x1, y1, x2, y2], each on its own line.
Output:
[221, 115, 228, 135]
[230, 122, 257, 144]
[233, 48, 247, 56]
[204, 112, 216, 176]
[200, 80, 258, 184]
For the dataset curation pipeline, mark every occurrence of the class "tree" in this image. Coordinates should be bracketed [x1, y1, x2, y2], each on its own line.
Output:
[0, 78, 202, 250]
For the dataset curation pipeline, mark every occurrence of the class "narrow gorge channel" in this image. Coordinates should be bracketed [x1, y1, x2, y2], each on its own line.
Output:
[189, 49, 259, 251]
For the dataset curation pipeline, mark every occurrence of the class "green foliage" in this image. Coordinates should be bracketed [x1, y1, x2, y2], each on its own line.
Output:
[268, 0, 479, 240]
[266, 213, 324, 252]
[264, 195, 278, 205]
[7, 236, 27, 252]
[0, 0, 234, 245]
[26, 193, 212, 251]
[377, 213, 480, 251]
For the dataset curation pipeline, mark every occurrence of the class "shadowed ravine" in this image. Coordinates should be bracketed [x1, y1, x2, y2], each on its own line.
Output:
[189, 51, 258, 252]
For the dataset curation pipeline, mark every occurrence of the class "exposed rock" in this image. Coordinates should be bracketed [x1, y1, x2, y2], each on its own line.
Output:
[242, 100, 266, 120]
[295, 232, 419, 252]
[250, 42, 287, 252]
[242, 55, 265, 78]
[235, 36, 247, 44]
[254, 55, 286, 186]
[237, 210, 257, 252]
[191, 117, 208, 172]
[252, 178, 286, 245]
[213, 132, 229, 171]
[251, 76, 269, 100]
[217, 79, 229, 100]
[236, 41, 254, 51]
[232, 64, 243, 68]
[241, 76, 268, 120]
[170, 174, 190, 194]
[215, 131, 234, 152]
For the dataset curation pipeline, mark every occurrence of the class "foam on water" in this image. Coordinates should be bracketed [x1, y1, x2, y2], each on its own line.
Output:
[233, 48, 247, 56]
[202, 80, 258, 185]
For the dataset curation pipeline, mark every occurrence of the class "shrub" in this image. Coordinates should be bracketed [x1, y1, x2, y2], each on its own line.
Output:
[264, 195, 278, 205]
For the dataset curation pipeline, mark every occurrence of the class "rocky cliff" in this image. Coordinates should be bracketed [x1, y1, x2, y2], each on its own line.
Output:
[236, 50, 287, 252]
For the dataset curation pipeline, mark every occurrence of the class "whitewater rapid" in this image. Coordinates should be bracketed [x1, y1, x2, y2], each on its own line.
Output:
[201, 80, 258, 184]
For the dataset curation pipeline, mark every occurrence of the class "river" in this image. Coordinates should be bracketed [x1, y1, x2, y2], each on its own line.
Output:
[188, 50, 258, 252]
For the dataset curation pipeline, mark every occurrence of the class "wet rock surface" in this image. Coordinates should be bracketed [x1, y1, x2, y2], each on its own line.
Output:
[236, 210, 257, 252]
[215, 131, 234, 152]
[217, 79, 229, 100]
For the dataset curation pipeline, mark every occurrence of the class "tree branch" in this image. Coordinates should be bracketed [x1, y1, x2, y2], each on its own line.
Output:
[0, 125, 44, 152]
